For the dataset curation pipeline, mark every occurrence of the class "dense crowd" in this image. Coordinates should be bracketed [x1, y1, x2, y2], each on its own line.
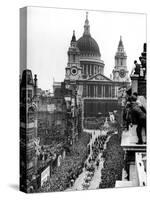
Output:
[99, 134, 124, 188]
[38, 118, 124, 191]
[84, 117, 106, 130]
[81, 133, 108, 189]
[38, 131, 90, 192]
[89, 135, 107, 163]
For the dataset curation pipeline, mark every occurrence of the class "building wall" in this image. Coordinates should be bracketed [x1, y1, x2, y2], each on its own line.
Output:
[84, 99, 119, 117]
[37, 95, 67, 144]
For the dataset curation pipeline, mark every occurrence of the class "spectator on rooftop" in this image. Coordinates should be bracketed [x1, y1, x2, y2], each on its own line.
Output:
[130, 95, 146, 144]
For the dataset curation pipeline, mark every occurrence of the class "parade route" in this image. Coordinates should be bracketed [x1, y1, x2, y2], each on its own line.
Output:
[66, 129, 107, 191]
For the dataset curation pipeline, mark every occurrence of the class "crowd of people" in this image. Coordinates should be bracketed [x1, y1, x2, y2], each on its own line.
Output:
[90, 135, 107, 163]
[99, 134, 124, 188]
[38, 115, 124, 192]
[38, 131, 90, 192]
[84, 117, 106, 130]
[123, 92, 146, 144]
[81, 133, 108, 189]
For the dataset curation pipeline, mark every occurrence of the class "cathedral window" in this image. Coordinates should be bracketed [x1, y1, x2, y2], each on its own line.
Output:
[121, 59, 123, 66]
[73, 54, 75, 62]
[117, 59, 119, 65]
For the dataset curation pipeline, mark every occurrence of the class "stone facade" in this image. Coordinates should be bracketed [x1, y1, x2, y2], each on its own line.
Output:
[64, 13, 130, 121]
[112, 36, 129, 82]
[20, 69, 38, 192]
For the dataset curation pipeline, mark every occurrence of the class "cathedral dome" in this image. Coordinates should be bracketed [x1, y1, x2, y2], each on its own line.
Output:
[77, 35, 101, 57]
[77, 12, 101, 57]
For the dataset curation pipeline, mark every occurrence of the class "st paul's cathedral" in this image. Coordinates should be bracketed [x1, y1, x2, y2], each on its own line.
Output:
[54, 12, 130, 119]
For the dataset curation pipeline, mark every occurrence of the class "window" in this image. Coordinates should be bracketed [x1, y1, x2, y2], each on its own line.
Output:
[121, 59, 123, 66]
[28, 89, 32, 99]
[73, 55, 75, 62]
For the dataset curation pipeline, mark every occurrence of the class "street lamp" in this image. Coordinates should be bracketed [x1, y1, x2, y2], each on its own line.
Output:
[64, 81, 80, 148]
[64, 93, 73, 146]
[64, 94, 72, 110]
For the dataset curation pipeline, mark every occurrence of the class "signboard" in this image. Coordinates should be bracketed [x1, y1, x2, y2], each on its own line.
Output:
[41, 166, 50, 186]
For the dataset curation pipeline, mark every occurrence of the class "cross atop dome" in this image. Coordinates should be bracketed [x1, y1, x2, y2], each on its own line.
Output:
[84, 12, 90, 36]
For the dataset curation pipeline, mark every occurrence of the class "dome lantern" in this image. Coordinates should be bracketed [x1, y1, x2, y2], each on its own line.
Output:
[83, 12, 90, 36]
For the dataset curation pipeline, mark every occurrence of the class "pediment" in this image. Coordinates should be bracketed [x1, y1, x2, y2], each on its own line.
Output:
[87, 73, 112, 81]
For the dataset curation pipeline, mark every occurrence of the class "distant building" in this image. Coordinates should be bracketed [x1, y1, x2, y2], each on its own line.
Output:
[37, 86, 67, 144]
[63, 12, 130, 122]
[112, 36, 129, 82]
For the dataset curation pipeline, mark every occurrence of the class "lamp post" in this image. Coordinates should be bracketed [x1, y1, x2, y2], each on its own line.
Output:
[64, 93, 73, 147]
[64, 80, 80, 148]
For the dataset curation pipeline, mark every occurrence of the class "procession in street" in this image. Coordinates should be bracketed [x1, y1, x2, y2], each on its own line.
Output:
[66, 117, 117, 191]
[19, 8, 147, 193]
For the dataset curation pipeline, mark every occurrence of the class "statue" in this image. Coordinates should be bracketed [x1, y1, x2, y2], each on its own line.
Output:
[139, 56, 146, 68]
[139, 56, 146, 77]
[133, 60, 141, 75]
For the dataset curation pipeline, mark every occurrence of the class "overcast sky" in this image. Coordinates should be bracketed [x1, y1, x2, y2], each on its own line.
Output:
[21, 7, 146, 91]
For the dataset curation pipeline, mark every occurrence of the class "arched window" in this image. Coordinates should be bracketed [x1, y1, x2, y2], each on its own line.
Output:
[121, 59, 123, 66]
[73, 54, 75, 62]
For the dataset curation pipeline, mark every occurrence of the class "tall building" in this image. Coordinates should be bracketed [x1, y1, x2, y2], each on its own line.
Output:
[63, 13, 129, 121]
[112, 36, 129, 82]
[65, 12, 104, 81]
[20, 69, 38, 192]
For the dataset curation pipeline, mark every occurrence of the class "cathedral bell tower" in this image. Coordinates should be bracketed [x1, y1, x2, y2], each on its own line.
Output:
[65, 30, 82, 80]
[112, 36, 129, 82]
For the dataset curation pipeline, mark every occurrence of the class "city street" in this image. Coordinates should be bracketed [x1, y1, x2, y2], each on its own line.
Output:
[66, 128, 109, 191]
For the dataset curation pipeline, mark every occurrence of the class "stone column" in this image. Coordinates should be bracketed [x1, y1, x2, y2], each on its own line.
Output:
[90, 65, 91, 76]
[110, 85, 112, 98]
[96, 85, 98, 97]
[93, 65, 95, 75]
[86, 65, 88, 76]
[86, 85, 88, 97]
[103, 85, 105, 97]
[101, 85, 103, 97]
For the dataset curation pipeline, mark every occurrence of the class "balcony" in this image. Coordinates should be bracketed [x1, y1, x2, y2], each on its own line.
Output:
[115, 125, 146, 188]
[121, 125, 146, 152]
